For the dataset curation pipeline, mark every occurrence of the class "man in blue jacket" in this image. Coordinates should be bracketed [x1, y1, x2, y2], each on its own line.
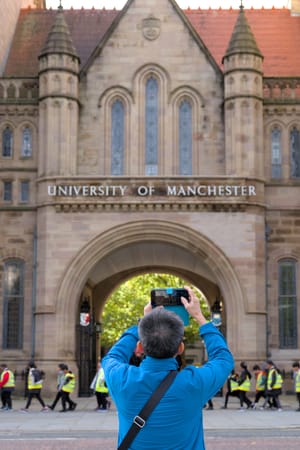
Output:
[103, 287, 234, 450]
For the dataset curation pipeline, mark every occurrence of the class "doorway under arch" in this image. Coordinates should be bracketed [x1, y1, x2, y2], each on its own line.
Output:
[55, 220, 245, 392]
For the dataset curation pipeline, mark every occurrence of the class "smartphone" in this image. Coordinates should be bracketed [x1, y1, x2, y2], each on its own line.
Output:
[151, 288, 190, 326]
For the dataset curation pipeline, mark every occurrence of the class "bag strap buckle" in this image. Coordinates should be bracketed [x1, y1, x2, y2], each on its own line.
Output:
[133, 415, 146, 429]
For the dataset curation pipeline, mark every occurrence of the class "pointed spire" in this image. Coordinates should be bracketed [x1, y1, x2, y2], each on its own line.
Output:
[224, 6, 262, 59]
[39, 9, 78, 59]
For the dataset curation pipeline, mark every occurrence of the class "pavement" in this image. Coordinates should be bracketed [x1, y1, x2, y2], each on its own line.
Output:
[0, 395, 299, 435]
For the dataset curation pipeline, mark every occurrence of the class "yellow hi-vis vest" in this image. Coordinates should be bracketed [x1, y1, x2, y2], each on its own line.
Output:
[256, 371, 266, 391]
[95, 368, 108, 394]
[230, 378, 239, 392]
[28, 370, 43, 390]
[267, 368, 283, 390]
[62, 373, 75, 393]
[295, 370, 300, 393]
[0, 369, 15, 388]
[239, 375, 251, 392]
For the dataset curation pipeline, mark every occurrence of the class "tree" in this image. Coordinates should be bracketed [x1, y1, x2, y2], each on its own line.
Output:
[101, 273, 210, 349]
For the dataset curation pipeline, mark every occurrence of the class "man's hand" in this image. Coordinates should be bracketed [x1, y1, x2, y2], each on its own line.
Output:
[181, 286, 208, 326]
[143, 303, 153, 316]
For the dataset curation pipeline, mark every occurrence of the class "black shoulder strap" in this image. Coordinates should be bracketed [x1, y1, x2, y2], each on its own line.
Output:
[118, 370, 177, 450]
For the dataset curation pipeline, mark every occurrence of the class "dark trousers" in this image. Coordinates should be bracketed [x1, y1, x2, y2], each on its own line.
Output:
[96, 391, 108, 409]
[49, 391, 62, 410]
[61, 391, 75, 411]
[1, 389, 13, 408]
[297, 392, 300, 407]
[224, 390, 239, 407]
[25, 390, 46, 409]
[263, 389, 282, 409]
[239, 390, 252, 408]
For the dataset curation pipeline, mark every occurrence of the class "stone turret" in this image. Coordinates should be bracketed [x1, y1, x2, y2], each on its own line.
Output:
[38, 7, 80, 177]
[223, 5, 264, 178]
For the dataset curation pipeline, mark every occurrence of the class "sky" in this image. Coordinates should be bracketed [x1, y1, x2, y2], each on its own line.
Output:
[46, 0, 291, 10]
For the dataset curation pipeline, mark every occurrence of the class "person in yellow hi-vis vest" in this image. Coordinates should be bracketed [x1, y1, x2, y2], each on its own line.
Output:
[252, 364, 271, 409]
[237, 362, 254, 411]
[0, 364, 15, 411]
[221, 370, 240, 409]
[264, 360, 283, 411]
[292, 361, 300, 411]
[60, 367, 77, 413]
[91, 361, 110, 411]
[20, 362, 48, 412]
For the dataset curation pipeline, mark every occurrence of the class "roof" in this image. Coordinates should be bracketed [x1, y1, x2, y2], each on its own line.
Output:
[39, 9, 79, 59]
[223, 6, 263, 60]
[185, 7, 300, 77]
[3, 7, 300, 78]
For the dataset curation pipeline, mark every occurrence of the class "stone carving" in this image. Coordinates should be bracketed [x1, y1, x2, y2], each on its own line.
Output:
[142, 15, 161, 41]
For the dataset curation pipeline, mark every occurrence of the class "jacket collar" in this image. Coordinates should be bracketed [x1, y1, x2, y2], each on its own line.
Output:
[140, 356, 178, 372]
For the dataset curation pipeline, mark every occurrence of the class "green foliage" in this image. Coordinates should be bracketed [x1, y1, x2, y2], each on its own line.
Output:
[101, 273, 210, 348]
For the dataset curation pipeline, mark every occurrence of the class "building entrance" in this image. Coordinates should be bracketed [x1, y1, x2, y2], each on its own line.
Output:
[66, 220, 244, 395]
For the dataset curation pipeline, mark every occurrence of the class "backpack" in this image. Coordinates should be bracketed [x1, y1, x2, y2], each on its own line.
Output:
[32, 368, 42, 383]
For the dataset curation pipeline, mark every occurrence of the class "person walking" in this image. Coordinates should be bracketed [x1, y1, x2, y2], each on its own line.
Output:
[47, 363, 67, 410]
[252, 364, 270, 409]
[60, 368, 77, 412]
[221, 369, 240, 409]
[0, 364, 15, 411]
[292, 361, 300, 411]
[20, 362, 48, 412]
[102, 286, 234, 450]
[237, 362, 253, 411]
[264, 360, 283, 411]
[92, 361, 109, 411]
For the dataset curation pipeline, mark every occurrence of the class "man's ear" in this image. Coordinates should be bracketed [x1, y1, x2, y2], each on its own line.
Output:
[136, 341, 144, 355]
[177, 341, 185, 356]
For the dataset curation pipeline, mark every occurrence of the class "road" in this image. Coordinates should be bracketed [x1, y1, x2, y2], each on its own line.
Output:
[0, 429, 299, 449]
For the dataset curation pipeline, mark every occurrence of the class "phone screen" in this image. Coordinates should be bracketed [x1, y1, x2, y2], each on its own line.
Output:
[151, 288, 190, 326]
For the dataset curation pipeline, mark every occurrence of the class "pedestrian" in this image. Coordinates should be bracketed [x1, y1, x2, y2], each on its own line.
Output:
[237, 362, 253, 410]
[221, 369, 240, 409]
[204, 399, 214, 410]
[47, 363, 67, 410]
[252, 364, 270, 409]
[60, 368, 77, 412]
[292, 361, 300, 411]
[20, 362, 48, 412]
[90, 360, 109, 411]
[263, 360, 283, 411]
[102, 286, 234, 450]
[0, 364, 15, 411]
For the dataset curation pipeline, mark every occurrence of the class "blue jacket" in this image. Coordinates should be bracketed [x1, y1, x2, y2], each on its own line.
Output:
[103, 322, 234, 450]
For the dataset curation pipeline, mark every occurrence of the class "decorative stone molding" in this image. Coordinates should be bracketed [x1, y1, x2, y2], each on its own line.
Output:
[53, 202, 249, 213]
[142, 15, 161, 41]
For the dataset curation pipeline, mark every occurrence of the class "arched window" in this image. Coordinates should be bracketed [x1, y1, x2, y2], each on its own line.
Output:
[111, 100, 124, 175]
[278, 259, 297, 349]
[2, 127, 13, 157]
[2, 259, 24, 349]
[179, 99, 192, 175]
[271, 127, 282, 178]
[21, 127, 32, 157]
[290, 127, 300, 178]
[145, 77, 158, 175]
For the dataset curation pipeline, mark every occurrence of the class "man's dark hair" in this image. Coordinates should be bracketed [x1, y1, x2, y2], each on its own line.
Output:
[138, 308, 184, 359]
[253, 364, 260, 371]
[292, 361, 300, 368]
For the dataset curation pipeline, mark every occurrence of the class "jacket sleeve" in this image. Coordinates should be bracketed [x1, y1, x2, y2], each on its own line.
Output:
[193, 322, 234, 402]
[0, 372, 9, 387]
[102, 326, 139, 392]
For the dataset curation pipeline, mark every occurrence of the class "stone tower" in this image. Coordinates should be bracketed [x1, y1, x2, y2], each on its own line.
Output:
[38, 7, 80, 177]
[223, 5, 264, 178]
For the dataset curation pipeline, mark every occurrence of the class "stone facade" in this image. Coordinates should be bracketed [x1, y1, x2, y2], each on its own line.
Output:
[0, 0, 299, 395]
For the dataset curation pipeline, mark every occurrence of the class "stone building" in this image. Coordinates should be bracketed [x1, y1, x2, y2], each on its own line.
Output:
[0, 0, 299, 395]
